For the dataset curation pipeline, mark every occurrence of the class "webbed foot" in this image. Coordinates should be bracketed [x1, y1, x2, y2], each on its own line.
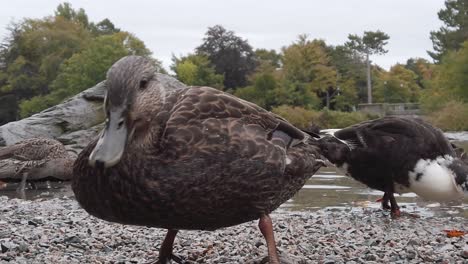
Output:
[154, 253, 184, 264]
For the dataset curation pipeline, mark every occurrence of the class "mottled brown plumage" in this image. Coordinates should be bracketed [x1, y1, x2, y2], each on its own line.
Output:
[0, 138, 69, 161]
[72, 56, 325, 263]
[0, 138, 74, 195]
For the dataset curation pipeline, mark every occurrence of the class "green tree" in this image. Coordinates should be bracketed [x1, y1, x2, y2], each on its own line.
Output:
[435, 41, 468, 101]
[90, 18, 120, 36]
[281, 35, 336, 109]
[196, 25, 256, 89]
[0, 2, 133, 120]
[171, 54, 223, 89]
[55, 2, 90, 29]
[429, 0, 468, 62]
[19, 32, 157, 117]
[235, 50, 282, 110]
[0, 16, 91, 102]
[345, 30, 390, 103]
[0, 2, 97, 123]
[373, 64, 421, 103]
[255, 49, 281, 68]
[334, 79, 359, 111]
[327, 45, 366, 105]
[56, 2, 120, 36]
[405, 58, 435, 88]
[235, 70, 278, 109]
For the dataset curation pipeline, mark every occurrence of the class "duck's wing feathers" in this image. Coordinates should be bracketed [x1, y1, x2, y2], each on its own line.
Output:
[166, 86, 305, 140]
[365, 117, 453, 155]
[160, 86, 308, 164]
[333, 117, 453, 156]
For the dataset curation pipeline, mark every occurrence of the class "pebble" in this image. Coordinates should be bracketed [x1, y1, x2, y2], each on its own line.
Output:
[0, 196, 467, 263]
[365, 253, 377, 261]
[462, 247, 468, 259]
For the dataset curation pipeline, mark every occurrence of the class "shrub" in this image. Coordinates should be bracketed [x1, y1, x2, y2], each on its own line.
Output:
[419, 86, 455, 114]
[317, 109, 375, 129]
[272, 105, 375, 129]
[427, 100, 468, 131]
[271, 105, 320, 129]
[19, 95, 58, 118]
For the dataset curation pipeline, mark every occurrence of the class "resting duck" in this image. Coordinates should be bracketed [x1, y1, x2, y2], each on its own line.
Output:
[318, 116, 468, 216]
[72, 56, 325, 264]
[0, 137, 73, 196]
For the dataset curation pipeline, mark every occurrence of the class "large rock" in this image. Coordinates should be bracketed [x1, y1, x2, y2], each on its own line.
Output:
[57, 123, 104, 156]
[0, 82, 106, 152]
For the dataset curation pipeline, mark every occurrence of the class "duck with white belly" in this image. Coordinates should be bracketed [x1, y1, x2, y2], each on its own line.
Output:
[318, 116, 468, 216]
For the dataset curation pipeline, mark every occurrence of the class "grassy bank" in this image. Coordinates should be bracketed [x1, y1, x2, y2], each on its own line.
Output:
[272, 105, 376, 130]
[272, 103, 468, 132]
[425, 101, 468, 131]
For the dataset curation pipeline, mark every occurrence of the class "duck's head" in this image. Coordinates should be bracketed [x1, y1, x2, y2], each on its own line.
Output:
[88, 55, 161, 169]
[317, 136, 350, 165]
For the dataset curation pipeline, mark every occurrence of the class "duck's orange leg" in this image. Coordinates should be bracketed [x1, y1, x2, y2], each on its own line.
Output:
[258, 214, 280, 264]
[376, 192, 391, 210]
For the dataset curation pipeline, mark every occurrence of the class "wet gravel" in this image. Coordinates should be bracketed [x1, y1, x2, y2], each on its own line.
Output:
[0, 195, 467, 264]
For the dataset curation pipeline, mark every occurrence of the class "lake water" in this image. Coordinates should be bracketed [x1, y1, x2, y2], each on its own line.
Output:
[1, 165, 467, 219]
[282, 166, 468, 218]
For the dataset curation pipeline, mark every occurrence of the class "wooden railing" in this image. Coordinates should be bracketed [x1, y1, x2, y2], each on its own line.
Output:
[357, 103, 420, 116]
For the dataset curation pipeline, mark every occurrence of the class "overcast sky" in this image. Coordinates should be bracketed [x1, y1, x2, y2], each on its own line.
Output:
[0, 0, 446, 71]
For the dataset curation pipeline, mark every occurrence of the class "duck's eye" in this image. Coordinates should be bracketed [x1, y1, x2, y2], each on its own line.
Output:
[117, 118, 125, 129]
[139, 79, 148, 90]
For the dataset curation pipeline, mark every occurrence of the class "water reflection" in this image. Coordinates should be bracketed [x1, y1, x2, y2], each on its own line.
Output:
[0, 181, 72, 200]
[282, 166, 468, 218]
[1, 166, 468, 218]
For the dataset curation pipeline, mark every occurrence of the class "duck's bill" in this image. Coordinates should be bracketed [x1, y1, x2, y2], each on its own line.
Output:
[88, 109, 128, 169]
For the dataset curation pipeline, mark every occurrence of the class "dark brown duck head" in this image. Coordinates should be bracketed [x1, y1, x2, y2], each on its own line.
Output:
[88, 55, 164, 169]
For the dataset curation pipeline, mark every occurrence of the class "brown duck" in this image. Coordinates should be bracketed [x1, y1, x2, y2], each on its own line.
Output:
[72, 55, 325, 263]
[0, 137, 73, 196]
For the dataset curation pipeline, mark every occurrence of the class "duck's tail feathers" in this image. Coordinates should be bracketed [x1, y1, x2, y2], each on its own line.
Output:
[301, 129, 321, 139]
[0, 145, 18, 160]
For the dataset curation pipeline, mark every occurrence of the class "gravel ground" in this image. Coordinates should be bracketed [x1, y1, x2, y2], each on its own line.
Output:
[0, 195, 467, 264]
